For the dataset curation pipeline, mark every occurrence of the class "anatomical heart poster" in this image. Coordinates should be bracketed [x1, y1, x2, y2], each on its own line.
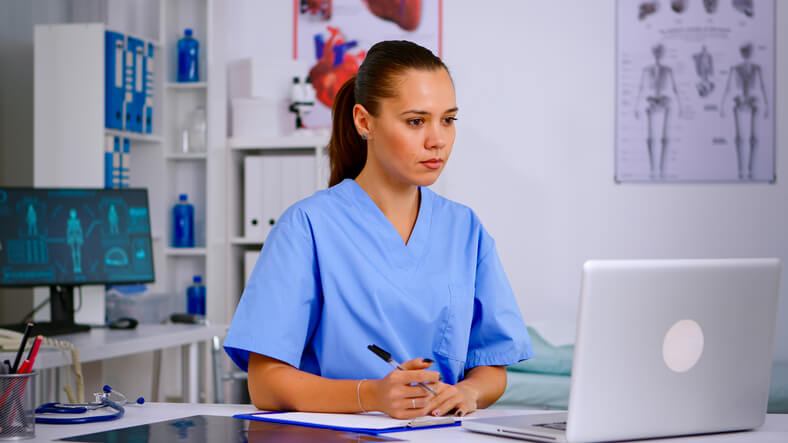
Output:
[295, 0, 442, 129]
[616, 0, 775, 183]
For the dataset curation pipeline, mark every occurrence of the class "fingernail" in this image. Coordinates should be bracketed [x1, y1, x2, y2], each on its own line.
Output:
[438, 374, 443, 381]
[432, 410, 440, 416]
[457, 411, 464, 417]
[422, 358, 434, 364]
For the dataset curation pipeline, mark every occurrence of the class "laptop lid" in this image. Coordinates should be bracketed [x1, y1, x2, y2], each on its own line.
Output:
[566, 258, 781, 443]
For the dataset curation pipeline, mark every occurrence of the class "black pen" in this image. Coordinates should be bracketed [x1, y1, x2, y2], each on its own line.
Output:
[368, 344, 438, 396]
[11, 322, 33, 373]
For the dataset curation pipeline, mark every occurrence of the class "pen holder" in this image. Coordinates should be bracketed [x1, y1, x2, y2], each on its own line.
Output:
[0, 371, 36, 440]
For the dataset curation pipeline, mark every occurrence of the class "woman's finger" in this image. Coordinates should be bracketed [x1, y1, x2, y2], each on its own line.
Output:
[400, 357, 435, 370]
[429, 392, 463, 417]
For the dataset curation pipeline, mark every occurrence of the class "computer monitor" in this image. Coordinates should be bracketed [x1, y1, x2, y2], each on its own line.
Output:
[0, 188, 155, 336]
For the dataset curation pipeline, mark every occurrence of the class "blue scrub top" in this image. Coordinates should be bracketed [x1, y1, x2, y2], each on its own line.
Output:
[224, 179, 533, 384]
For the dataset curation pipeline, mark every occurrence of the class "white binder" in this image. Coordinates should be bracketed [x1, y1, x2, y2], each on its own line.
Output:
[244, 154, 317, 240]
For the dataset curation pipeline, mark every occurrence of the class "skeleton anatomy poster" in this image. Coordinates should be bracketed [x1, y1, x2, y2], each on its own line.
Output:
[294, 0, 442, 129]
[616, 0, 775, 183]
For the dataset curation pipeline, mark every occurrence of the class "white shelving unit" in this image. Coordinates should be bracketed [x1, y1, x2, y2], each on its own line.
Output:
[32, 0, 228, 403]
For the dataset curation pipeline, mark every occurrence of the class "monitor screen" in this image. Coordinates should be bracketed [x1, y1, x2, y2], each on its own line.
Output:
[0, 188, 155, 287]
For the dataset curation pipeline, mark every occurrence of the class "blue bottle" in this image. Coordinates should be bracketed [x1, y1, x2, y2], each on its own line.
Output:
[186, 275, 206, 316]
[177, 28, 199, 82]
[173, 194, 194, 247]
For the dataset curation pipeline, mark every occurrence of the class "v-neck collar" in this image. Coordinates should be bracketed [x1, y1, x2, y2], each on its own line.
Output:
[339, 178, 433, 266]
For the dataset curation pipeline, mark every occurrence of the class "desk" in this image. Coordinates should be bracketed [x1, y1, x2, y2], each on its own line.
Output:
[0, 324, 228, 403]
[34, 403, 788, 442]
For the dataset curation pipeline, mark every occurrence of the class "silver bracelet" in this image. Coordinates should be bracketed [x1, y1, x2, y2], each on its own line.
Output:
[357, 379, 367, 412]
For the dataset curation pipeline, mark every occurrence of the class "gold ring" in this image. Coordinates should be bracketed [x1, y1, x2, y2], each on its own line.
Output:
[412, 399, 416, 409]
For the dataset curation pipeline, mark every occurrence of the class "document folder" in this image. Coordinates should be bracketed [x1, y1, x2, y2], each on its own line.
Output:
[104, 31, 125, 130]
[143, 41, 155, 134]
[125, 36, 145, 132]
[234, 411, 460, 435]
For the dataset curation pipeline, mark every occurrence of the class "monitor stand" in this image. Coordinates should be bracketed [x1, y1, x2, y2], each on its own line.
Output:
[1, 285, 91, 336]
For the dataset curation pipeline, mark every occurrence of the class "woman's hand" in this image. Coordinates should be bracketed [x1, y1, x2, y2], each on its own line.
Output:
[364, 358, 441, 419]
[425, 382, 479, 417]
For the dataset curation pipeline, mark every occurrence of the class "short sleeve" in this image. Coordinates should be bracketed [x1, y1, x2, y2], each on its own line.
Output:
[223, 208, 321, 372]
[465, 227, 533, 369]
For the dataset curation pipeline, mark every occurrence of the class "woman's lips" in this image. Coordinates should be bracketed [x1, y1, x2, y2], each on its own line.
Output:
[421, 159, 443, 170]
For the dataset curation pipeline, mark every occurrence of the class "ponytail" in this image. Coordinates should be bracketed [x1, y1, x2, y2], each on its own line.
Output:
[327, 76, 366, 187]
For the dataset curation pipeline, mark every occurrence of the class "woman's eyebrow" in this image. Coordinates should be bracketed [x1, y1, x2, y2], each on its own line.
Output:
[400, 107, 459, 116]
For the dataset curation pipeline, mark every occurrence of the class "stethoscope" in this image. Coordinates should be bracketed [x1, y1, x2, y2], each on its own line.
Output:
[35, 385, 144, 424]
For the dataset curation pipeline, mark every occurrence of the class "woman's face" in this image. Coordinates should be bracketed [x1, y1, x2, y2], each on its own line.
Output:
[360, 68, 458, 188]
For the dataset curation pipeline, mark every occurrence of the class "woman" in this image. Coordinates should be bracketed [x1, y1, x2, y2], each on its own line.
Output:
[224, 40, 532, 419]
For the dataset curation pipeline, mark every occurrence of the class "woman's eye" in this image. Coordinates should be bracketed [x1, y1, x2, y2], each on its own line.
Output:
[443, 116, 458, 125]
[407, 118, 424, 127]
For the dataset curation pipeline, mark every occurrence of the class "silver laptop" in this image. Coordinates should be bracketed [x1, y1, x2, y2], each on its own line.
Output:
[463, 258, 781, 442]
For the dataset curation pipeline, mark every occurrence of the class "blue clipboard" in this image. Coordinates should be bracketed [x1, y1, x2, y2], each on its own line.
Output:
[234, 411, 461, 435]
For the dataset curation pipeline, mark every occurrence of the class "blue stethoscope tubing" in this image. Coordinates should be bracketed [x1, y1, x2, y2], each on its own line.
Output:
[35, 398, 125, 424]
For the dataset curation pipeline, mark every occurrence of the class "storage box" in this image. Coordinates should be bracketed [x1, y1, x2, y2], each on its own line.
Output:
[231, 97, 293, 138]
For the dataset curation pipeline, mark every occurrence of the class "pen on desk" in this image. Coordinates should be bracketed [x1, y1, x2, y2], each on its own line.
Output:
[10, 322, 33, 373]
[367, 344, 438, 396]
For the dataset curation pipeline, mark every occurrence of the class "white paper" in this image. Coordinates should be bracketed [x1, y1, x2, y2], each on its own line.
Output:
[616, 0, 775, 183]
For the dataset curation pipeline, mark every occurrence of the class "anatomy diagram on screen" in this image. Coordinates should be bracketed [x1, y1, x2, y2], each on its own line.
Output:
[108, 204, 119, 235]
[720, 43, 768, 180]
[26, 204, 38, 236]
[66, 209, 84, 274]
[693, 46, 715, 97]
[634, 44, 682, 180]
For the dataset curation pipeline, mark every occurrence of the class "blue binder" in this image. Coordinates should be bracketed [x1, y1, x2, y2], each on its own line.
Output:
[233, 412, 460, 435]
[125, 36, 145, 132]
[120, 137, 131, 188]
[122, 38, 135, 132]
[104, 135, 120, 188]
[143, 42, 155, 134]
[104, 31, 125, 130]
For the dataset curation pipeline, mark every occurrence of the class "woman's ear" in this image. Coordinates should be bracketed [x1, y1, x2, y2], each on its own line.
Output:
[353, 104, 372, 140]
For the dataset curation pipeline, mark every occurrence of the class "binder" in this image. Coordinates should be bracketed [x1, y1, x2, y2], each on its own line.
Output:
[143, 42, 155, 134]
[122, 38, 135, 131]
[120, 137, 131, 188]
[234, 411, 459, 435]
[104, 31, 125, 130]
[105, 135, 121, 189]
[125, 36, 145, 132]
[244, 155, 317, 240]
[243, 155, 265, 240]
[104, 134, 117, 188]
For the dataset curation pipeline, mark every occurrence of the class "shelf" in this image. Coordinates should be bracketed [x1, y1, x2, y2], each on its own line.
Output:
[229, 134, 330, 150]
[165, 152, 208, 161]
[105, 129, 163, 144]
[231, 237, 264, 245]
[165, 247, 207, 256]
[167, 82, 208, 89]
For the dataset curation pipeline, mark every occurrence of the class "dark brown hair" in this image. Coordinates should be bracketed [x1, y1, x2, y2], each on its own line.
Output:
[327, 40, 450, 187]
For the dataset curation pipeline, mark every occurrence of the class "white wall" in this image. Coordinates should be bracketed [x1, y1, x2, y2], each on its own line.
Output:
[227, 0, 788, 361]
